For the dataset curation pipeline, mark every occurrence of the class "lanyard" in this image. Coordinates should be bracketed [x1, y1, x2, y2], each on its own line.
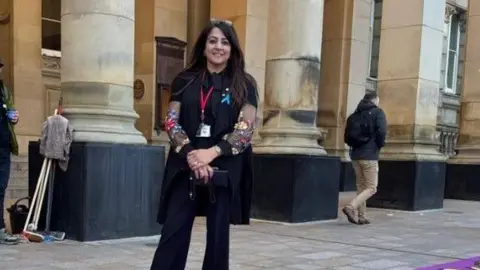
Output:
[200, 85, 214, 122]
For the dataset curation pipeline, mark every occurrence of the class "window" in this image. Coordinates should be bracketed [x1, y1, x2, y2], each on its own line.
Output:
[42, 0, 61, 51]
[368, 0, 382, 78]
[443, 9, 461, 94]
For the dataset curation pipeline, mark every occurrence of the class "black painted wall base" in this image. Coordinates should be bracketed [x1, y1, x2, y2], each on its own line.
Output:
[445, 163, 480, 201]
[340, 161, 356, 192]
[367, 160, 445, 211]
[252, 154, 340, 223]
[28, 141, 164, 242]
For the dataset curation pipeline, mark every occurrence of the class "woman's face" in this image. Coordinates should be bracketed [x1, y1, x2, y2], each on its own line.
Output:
[204, 27, 231, 68]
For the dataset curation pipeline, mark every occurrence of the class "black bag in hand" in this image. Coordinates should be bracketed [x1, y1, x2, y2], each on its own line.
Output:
[189, 168, 228, 203]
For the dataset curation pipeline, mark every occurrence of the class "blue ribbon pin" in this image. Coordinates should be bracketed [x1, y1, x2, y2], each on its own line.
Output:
[221, 93, 231, 105]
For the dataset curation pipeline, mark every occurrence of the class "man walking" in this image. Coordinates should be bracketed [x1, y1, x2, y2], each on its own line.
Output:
[343, 92, 387, 225]
[0, 58, 20, 244]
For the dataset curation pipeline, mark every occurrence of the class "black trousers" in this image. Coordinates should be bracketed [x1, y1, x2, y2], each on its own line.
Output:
[0, 146, 11, 229]
[151, 175, 230, 270]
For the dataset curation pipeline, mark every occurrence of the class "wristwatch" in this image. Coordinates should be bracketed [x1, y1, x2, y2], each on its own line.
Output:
[213, 145, 222, 156]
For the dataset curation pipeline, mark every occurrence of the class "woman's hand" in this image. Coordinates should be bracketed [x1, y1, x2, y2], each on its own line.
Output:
[193, 164, 214, 183]
[188, 148, 219, 170]
[187, 154, 204, 171]
[8, 110, 19, 124]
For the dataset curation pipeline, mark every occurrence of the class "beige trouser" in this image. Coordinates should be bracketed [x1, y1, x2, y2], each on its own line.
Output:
[348, 160, 379, 218]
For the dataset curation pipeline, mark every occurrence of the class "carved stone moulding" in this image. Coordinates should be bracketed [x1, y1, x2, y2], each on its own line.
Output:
[444, 3, 467, 31]
[133, 79, 145, 100]
[0, 12, 10, 24]
[444, 5, 458, 23]
[42, 54, 61, 70]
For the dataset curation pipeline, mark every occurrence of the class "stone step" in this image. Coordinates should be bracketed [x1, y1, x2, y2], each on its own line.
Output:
[10, 155, 29, 174]
[11, 154, 28, 166]
[10, 169, 28, 181]
[7, 177, 27, 189]
[5, 186, 29, 201]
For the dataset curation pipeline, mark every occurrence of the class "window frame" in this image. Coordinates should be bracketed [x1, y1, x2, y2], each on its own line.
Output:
[368, 0, 383, 79]
[41, 0, 61, 52]
[444, 13, 461, 94]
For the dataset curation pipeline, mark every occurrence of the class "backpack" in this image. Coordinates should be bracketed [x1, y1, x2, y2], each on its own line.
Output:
[345, 109, 375, 147]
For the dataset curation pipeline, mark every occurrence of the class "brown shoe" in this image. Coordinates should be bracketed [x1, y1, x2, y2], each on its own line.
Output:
[342, 206, 357, 224]
[358, 217, 371, 225]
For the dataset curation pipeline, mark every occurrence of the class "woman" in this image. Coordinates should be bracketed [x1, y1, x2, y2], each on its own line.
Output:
[150, 19, 258, 270]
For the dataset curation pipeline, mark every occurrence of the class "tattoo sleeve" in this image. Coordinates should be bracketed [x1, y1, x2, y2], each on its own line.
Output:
[217, 103, 257, 156]
[164, 101, 192, 155]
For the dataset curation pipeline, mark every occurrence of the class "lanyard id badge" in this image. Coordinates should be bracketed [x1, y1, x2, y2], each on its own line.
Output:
[196, 85, 214, 138]
[196, 123, 211, 138]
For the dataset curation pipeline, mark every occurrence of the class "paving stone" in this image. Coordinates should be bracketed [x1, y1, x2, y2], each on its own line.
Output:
[2, 198, 480, 269]
[350, 259, 409, 269]
[296, 251, 345, 260]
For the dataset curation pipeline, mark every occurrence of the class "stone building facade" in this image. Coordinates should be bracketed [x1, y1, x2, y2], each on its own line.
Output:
[1, 0, 479, 228]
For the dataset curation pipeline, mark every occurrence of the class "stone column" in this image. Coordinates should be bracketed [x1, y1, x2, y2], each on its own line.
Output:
[377, 0, 446, 161]
[61, 0, 146, 144]
[318, 0, 374, 191]
[319, 0, 373, 158]
[210, 0, 269, 144]
[0, 0, 44, 153]
[187, 0, 210, 60]
[133, 0, 155, 141]
[254, 0, 326, 155]
[368, 0, 447, 211]
[150, 0, 188, 149]
[450, 1, 480, 164]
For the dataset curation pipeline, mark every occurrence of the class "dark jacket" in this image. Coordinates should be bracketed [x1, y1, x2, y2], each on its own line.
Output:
[0, 81, 18, 155]
[348, 99, 387, 161]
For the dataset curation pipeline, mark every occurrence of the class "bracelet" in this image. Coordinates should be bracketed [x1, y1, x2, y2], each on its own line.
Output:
[213, 145, 222, 156]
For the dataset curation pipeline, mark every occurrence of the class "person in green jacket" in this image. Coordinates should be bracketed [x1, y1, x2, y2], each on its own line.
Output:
[0, 58, 20, 244]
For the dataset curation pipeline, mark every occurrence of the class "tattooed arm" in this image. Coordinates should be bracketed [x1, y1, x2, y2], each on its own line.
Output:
[164, 77, 195, 159]
[216, 79, 258, 156]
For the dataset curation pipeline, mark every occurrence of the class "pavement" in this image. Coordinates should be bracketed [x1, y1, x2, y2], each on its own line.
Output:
[1, 192, 480, 270]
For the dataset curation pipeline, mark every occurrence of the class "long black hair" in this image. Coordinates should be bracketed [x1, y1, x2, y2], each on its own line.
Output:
[181, 20, 257, 107]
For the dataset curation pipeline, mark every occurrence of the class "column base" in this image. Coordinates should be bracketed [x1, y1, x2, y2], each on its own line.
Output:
[367, 160, 445, 211]
[28, 141, 164, 241]
[251, 154, 340, 223]
[340, 161, 356, 192]
[445, 163, 480, 201]
[254, 127, 326, 155]
[63, 106, 147, 145]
